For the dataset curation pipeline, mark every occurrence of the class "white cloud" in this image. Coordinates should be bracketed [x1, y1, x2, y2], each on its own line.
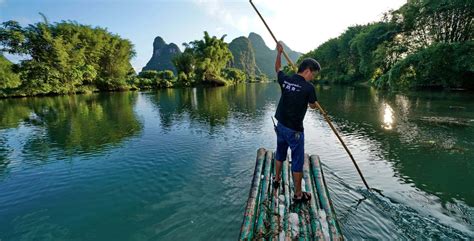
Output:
[193, 0, 406, 53]
[193, 0, 259, 34]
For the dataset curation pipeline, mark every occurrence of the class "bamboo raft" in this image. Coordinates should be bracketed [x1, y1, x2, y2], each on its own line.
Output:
[239, 148, 343, 240]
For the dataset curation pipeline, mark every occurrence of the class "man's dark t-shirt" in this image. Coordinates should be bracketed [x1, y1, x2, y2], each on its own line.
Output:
[275, 71, 317, 132]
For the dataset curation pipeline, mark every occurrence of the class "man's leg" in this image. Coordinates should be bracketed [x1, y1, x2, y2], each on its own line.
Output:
[275, 124, 288, 183]
[289, 132, 305, 198]
[293, 171, 303, 198]
[275, 159, 283, 182]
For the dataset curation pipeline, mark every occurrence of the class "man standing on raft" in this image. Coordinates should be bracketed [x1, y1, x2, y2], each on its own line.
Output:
[273, 42, 321, 203]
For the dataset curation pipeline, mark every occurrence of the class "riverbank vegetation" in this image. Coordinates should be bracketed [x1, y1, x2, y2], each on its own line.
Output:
[173, 31, 246, 87]
[0, 18, 135, 97]
[1, 0, 472, 97]
[0, 19, 248, 98]
[301, 0, 473, 90]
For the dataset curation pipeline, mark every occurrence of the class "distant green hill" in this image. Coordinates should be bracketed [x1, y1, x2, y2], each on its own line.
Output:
[248, 32, 275, 78]
[142, 36, 181, 74]
[143, 33, 301, 80]
[228, 37, 259, 79]
[247, 32, 301, 78]
[280, 41, 302, 67]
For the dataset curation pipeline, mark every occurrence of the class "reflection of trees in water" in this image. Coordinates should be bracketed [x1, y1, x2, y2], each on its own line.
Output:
[33, 93, 141, 153]
[150, 83, 277, 131]
[0, 99, 32, 129]
[319, 86, 474, 205]
[0, 92, 142, 166]
[0, 136, 10, 176]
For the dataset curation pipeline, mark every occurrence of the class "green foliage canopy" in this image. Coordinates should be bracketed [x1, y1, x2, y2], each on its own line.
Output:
[302, 0, 473, 90]
[174, 31, 234, 86]
[0, 19, 135, 96]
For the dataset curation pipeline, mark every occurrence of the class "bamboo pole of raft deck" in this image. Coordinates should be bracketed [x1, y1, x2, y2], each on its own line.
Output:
[240, 148, 266, 240]
[249, 0, 371, 190]
[270, 154, 278, 239]
[299, 210, 308, 240]
[317, 155, 343, 240]
[282, 157, 291, 239]
[310, 155, 339, 240]
[288, 157, 296, 238]
[256, 151, 273, 237]
[308, 159, 331, 240]
[310, 155, 343, 240]
[303, 155, 325, 239]
[300, 157, 312, 240]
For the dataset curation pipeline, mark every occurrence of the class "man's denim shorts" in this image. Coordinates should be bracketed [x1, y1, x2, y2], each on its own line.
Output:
[275, 122, 304, 172]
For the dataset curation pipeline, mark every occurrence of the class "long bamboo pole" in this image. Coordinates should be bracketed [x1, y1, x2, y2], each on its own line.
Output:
[303, 154, 324, 239]
[311, 155, 343, 240]
[239, 148, 266, 240]
[249, 0, 371, 190]
[255, 151, 273, 237]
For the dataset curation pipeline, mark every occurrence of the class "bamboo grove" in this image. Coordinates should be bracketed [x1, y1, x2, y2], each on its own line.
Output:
[301, 0, 473, 90]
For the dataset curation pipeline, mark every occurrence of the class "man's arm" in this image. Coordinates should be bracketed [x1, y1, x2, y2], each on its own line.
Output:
[308, 84, 318, 110]
[275, 42, 283, 73]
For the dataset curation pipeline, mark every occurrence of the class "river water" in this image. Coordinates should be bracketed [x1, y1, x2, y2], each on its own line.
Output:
[0, 83, 473, 240]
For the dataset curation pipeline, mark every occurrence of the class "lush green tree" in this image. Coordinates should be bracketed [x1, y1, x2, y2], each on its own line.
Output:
[0, 54, 20, 92]
[173, 51, 196, 87]
[300, 26, 365, 83]
[155, 70, 176, 88]
[190, 31, 233, 85]
[350, 22, 401, 81]
[222, 67, 246, 84]
[134, 70, 176, 89]
[174, 31, 233, 86]
[375, 41, 474, 90]
[303, 0, 473, 90]
[0, 18, 135, 96]
[396, 0, 473, 47]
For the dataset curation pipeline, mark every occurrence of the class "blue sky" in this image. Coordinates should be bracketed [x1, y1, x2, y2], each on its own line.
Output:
[0, 0, 406, 71]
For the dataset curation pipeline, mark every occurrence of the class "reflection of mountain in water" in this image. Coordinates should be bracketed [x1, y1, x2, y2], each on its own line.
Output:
[148, 83, 279, 132]
[317, 86, 474, 206]
[0, 92, 142, 168]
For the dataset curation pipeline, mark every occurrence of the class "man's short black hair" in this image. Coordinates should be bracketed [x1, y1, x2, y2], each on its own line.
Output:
[297, 58, 321, 73]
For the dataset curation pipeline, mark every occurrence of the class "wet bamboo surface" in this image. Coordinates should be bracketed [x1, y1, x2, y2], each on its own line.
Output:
[239, 148, 343, 241]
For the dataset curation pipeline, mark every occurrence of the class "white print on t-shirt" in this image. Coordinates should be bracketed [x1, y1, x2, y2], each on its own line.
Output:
[282, 81, 301, 92]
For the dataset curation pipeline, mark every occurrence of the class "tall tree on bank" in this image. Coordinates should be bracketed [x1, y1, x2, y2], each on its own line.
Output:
[174, 31, 236, 86]
[302, 0, 473, 90]
[0, 54, 20, 89]
[0, 17, 135, 96]
[396, 0, 473, 48]
[378, 0, 474, 89]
